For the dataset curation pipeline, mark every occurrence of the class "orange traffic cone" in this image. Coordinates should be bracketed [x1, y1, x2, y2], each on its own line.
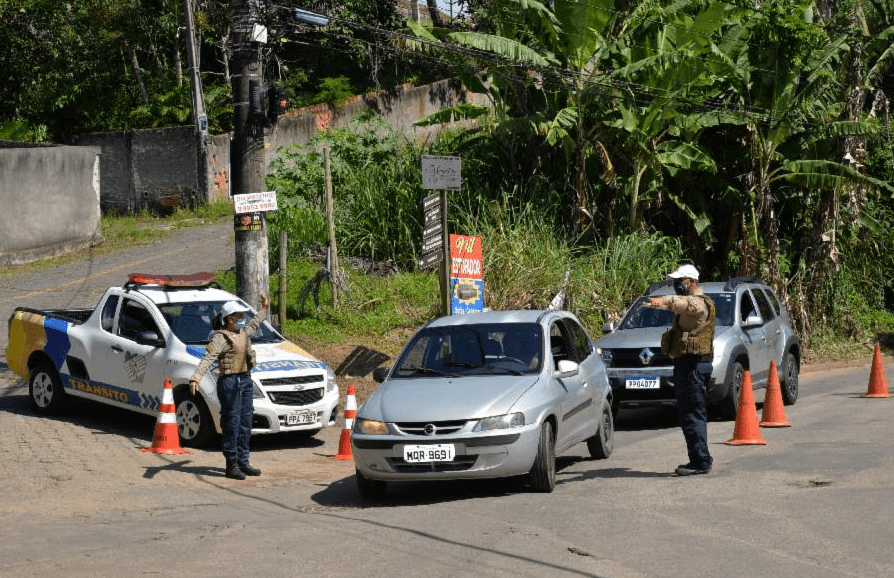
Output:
[861, 345, 890, 398]
[726, 370, 767, 445]
[141, 378, 189, 454]
[330, 384, 356, 460]
[760, 360, 791, 427]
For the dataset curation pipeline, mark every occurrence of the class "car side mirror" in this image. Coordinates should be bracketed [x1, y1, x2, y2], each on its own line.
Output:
[555, 359, 579, 379]
[602, 322, 615, 334]
[372, 366, 390, 383]
[135, 331, 165, 348]
[742, 314, 763, 328]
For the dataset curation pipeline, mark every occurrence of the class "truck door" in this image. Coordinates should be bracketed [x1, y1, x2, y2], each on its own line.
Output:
[95, 296, 170, 413]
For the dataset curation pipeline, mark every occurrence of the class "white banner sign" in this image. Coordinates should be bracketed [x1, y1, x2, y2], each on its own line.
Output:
[234, 191, 278, 214]
[421, 156, 461, 190]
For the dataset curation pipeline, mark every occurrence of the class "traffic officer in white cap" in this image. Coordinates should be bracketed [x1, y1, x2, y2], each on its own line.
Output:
[647, 264, 715, 475]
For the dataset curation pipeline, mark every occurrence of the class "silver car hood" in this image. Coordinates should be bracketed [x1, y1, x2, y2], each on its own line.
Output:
[364, 375, 540, 422]
[597, 325, 727, 348]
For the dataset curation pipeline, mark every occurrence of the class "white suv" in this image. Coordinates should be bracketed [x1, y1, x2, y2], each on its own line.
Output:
[595, 277, 801, 420]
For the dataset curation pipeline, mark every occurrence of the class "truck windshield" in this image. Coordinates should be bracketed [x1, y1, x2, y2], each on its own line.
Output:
[158, 302, 282, 344]
[619, 293, 735, 329]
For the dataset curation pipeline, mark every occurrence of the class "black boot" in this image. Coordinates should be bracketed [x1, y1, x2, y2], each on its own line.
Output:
[239, 462, 261, 476]
[225, 460, 246, 480]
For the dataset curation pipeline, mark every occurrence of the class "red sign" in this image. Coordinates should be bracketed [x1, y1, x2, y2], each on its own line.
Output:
[449, 235, 482, 280]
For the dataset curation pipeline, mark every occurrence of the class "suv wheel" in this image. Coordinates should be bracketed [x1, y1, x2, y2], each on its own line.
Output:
[720, 361, 744, 420]
[780, 351, 799, 405]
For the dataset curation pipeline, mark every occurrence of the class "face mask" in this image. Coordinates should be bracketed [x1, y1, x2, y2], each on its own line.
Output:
[673, 280, 690, 296]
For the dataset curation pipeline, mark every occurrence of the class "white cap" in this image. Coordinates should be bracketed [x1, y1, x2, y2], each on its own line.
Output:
[220, 301, 251, 318]
[666, 264, 700, 282]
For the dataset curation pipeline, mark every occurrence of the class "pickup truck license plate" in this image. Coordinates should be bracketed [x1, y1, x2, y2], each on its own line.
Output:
[626, 377, 660, 389]
[403, 444, 455, 463]
[286, 410, 317, 425]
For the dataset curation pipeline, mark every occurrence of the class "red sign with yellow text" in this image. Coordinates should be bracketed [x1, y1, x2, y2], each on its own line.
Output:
[449, 234, 484, 314]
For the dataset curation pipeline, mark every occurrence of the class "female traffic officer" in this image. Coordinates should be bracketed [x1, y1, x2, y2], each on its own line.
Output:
[189, 294, 269, 480]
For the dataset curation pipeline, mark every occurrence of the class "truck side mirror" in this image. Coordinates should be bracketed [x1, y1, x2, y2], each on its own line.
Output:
[135, 331, 165, 348]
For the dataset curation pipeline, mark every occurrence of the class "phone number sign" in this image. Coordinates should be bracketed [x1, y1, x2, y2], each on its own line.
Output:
[234, 191, 278, 214]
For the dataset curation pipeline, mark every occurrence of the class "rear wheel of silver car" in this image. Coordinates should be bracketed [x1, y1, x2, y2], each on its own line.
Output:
[29, 362, 65, 415]
[175, 391, 214, 447]
[721, 361, 744, 420]
[355, 469, 387, 500]
[780, 351, 799, 405]
[529, 421, 556, 493]
[587, 401, 614, 459]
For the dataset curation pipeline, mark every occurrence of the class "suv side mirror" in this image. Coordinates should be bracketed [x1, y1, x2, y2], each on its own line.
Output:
[372, 366, 390, 383]
[742, 314, 763, 328]
[602, 322, 615, 334]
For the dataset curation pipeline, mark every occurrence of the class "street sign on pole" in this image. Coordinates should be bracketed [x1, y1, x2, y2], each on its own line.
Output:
[418, 251, 442, 271]
[421, 156, 461, 190]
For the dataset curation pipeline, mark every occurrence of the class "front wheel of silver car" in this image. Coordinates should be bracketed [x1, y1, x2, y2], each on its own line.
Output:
[174, 391, 215, 447]
[780, 352, 799, 405]
[720, 361, 744, 420]
[529, 421, 556, 493]
[355, 469, 387, 500]
[587, 401, 614, 460]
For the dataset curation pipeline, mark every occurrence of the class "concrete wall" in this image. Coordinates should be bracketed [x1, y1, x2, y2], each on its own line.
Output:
[0, 146, 101, 267]
[70, 126, 205, 214]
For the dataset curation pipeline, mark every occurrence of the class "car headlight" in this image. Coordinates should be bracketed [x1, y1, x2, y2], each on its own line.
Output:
[354, 417, 389, 435]
[599, 348, 613, 366]
[326, 367, 337, 392]
[252, 383, 265, 399]
[473, 412, 525, 432]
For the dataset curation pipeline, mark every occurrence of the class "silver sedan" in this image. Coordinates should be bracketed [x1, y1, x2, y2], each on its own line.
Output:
[351, 310, 614, 498]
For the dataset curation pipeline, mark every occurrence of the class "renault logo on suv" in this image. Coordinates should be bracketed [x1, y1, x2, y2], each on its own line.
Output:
[639, 348, 654, 365]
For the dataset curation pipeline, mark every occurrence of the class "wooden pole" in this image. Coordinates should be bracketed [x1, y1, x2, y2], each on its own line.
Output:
[324, 147, 339, 309]
[279, 230, 287, 329]
[439, 189, 449, 317]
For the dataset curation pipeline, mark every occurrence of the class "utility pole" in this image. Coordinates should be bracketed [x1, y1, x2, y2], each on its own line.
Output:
[231, 0, 268, 310]
[183, 0, 207, 137]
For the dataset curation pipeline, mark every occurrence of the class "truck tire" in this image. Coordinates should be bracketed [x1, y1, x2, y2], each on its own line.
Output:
[29, 361, 65, 415]
[174, 391, 215, 447]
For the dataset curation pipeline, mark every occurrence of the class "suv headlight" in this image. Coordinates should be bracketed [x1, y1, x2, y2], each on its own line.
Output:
[326, 367, 337, 392]
[473, 413, 525, 432]
[354, 417, 389, 435]
[599, 348, 613, 366]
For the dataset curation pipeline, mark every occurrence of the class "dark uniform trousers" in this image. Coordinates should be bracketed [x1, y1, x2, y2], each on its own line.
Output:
[673, 354, 714, 470]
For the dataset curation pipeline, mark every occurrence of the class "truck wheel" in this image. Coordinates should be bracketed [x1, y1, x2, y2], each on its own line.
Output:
[355, 469, 387, 500]
[174, 391, 214, 447]
[780, 351, 799, 405]
[720, 361, 744, 420]
[528, 421, 556, 493]
[29, 362, 65, 415]
[586, 401, 614, 459]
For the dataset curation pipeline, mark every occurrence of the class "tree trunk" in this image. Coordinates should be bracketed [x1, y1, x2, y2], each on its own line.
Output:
[127, 44, 150, 105]
[426, 0, 444, 27]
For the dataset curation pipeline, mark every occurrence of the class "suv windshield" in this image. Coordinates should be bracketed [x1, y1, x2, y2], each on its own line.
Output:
[618, 293, 735, 330]
[158, 301, 283, 345]
[393, 322, 544, 377]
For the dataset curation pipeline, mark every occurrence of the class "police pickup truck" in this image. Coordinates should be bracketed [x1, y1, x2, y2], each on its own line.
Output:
[5, 273, 339, 446]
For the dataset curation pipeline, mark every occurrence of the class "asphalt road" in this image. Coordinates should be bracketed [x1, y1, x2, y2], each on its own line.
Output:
[2, 219, 894, 577]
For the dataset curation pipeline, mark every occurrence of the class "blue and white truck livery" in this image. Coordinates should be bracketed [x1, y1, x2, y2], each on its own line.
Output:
[5, 273, 340, 446]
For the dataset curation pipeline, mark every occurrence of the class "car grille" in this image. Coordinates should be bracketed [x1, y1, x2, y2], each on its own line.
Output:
[387, 456, 478, 473]
[393, 420, 467, 435]
[261, 375, 324, 386]
[610, 348, 672, 367]
[267, 387, 324, 406]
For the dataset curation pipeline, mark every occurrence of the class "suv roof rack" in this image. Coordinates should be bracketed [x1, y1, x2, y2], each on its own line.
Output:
[724, 276, 763, 291]
[124, 272, 220, 291]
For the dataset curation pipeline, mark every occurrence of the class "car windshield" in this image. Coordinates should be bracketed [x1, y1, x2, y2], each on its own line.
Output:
[392, 322, 544, 377]
[618, 292, 735, 329]
[157, 301, 283, 345]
